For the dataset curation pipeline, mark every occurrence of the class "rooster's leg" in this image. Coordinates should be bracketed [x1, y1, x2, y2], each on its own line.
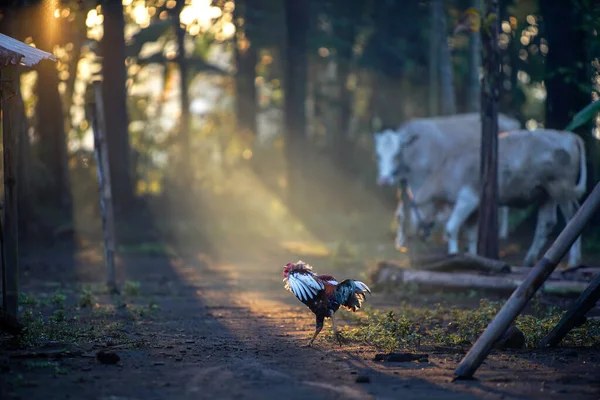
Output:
[330, 311, 344, 346]
[303, 315, 324, 347]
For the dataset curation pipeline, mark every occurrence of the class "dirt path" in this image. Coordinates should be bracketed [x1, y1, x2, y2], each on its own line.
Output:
[3, 247, 599, 400]
[2, 164, 600, 399]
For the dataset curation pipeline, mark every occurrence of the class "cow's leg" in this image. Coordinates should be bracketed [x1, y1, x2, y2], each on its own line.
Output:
[444, 186, 480, 255]
[394, 201, 405, 248]
[499, 206, 509, 240]
[524, 201, 557, 267]
[465, 222, 478, 255]
[559, 201, 582, 267]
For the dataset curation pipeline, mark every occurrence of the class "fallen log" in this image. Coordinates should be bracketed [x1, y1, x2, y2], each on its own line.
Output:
[410, 252, 511, 274]
[371, 263, 589, 296]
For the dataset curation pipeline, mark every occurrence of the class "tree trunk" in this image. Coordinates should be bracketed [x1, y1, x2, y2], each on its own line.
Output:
[435, 0, 457, 115]
[540, 0, 596, 211]
[330, 8, 357, 172]
[284, 0, 309, 211]
[101, 1, 134, 213]
[371, 73, 405, 129]
[174, 0, 191, 184]
[14, 69, 33, 240]
[63, 1, 87, 145]
[467, 0, 482, 112]
[34, 4, 71, 210]
[233, 0, 258, 144]
[428, 0, 440, 116]
[477, 0, 501, 260]
[1, 8, 33, 239]
[540, 1, 589, 131]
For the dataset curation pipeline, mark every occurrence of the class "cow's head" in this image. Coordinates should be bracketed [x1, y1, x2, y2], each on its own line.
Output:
[374, 128, 417, 186]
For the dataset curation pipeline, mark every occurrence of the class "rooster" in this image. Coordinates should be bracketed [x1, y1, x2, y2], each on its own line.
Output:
[283, 260, 371, 346]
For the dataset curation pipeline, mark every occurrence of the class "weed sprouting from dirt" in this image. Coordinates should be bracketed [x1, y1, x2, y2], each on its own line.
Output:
[12, 287, 147, 349]
[78, 287, 96, 308]
[339, 299, 600, 352]
[49, 290, 67, 308]
[124, 281, 142, 296]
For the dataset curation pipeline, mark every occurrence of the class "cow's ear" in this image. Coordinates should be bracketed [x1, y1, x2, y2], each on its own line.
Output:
[400, 130, 418, 146]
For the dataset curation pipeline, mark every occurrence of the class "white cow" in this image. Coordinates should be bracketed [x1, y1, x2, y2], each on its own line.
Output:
[374, 112, 521, 249]
[410, 129, 587, 267]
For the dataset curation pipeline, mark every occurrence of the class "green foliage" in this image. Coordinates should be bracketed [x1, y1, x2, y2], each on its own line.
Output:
[19, 293, 39, 307]
[123, 280, 142, 296]
[341, 299, 600, 352]
[78, 288, 96, 308]
[49, 290, 67, 308]
[565, 99, 600, 132]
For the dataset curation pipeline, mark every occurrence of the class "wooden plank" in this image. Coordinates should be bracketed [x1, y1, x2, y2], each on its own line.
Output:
[371, 263, 588, 296]
[88, 80, 118, 293]
[1, 67, 19, 319]
[539, 272, 600, 348]
[414, 252, 511, 274]
[454, 181, 600, 379]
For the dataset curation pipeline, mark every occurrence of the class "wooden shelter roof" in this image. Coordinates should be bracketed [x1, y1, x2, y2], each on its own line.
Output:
[0, 33, 56, 68]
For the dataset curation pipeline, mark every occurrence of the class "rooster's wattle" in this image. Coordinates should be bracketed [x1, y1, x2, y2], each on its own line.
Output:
[283, 260, 371, 346]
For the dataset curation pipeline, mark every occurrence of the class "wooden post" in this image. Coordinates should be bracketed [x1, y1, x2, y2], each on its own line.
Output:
[400, 179, 410, 241]
[88, 80, 118, 293]
[539, 272, 600, 348]
[476, 0, 500, 259]
[455, 181, 600, 379]
[1, 67, 19, 319]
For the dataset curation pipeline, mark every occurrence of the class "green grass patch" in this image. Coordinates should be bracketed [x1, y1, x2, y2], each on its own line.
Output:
[337, 299, 600, 352]
[123, 280, 141, 296]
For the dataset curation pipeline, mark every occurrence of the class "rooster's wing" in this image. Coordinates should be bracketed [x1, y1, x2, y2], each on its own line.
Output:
[285, 271, 324, 302]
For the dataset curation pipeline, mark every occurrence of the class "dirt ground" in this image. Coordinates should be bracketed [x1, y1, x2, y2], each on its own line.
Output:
[1, 244, 599, 400]
[2, 166, 600, 400]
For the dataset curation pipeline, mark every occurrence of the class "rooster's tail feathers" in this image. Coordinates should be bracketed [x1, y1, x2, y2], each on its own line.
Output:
[335, 279, 371, 312]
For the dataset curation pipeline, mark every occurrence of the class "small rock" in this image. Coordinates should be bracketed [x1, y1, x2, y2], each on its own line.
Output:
[373, 352, 429, 363]
[175, 357, 183, 362]
[355, 376, 370, 383]
[154, 361, 165, 366]
[494, 326, 525, 350]
[350, 371, 357, 375]
[185, 340, 195, 344]
[96, 350, 120, 365]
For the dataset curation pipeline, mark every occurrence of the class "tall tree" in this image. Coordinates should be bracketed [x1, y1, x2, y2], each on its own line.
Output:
[173, 0, 191, 184]
[101, 0, 134, 213]
[233, 0, 258, 144]
[467, 0, 482, 112]
[328, 0, 361, 171]
[33, 2, 72, 209]
[363, 1, 427, 128]
[477, 0, 501, 259]
[540, 1, 588, 131]
[0, 7, 34, 238]
[428, 0, 440, 116]
[435, 0, 457, 115]
[284, 0, 309, 211]
[541, 0, 599, 221]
